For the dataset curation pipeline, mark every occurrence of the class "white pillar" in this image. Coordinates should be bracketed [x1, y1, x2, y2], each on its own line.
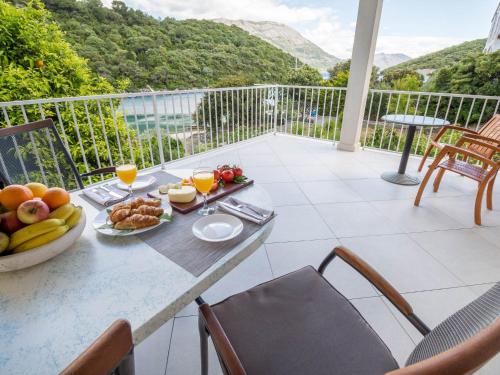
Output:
[337, 0, 383, 152]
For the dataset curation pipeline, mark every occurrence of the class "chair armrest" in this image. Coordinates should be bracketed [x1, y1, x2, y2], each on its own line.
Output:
[199, 304, 248, 375]
[432, 125, 476, 142]
[318, 246, 430, 335]
[81, 166, 116, 178]
[441, 144, 499, 169]
[461, 135, 500, 154]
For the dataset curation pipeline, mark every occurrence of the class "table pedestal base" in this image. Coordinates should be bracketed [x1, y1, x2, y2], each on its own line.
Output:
[381, 172, 420, 185]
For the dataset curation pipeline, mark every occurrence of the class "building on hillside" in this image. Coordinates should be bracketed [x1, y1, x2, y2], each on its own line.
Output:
[484, 2, 500, 52]
[416, 68, 436, 83]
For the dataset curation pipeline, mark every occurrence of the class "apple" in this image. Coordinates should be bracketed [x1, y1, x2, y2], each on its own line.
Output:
[17, 199, 50, 224]
[0, 232, 9, 254]
[0, 211, 25, 234]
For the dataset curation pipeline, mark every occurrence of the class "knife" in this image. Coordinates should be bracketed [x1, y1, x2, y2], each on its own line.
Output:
[218, 201, 265, 221]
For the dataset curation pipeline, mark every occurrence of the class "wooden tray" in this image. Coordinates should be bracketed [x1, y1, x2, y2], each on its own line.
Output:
[150, 179, 254, 214]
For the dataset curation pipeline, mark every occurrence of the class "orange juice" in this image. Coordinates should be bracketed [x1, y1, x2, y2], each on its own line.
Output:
[193, 172, 214, 194]
[116, 164, 137, 185]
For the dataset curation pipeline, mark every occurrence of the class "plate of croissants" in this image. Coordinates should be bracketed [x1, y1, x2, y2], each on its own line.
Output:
[93, 197, 172, 236]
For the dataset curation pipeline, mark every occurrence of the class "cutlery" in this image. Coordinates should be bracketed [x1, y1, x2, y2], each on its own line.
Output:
[228, 197, 269, 218]
[92, 188, 109, 199]
[219, 201, 265, 221]
[100, 185, 123, 198]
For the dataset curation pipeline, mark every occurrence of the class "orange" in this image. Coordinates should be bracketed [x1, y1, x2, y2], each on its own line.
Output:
[0, 185, 34, 210]
[25, 182, 48, 198]
[42, 187, 70, 210]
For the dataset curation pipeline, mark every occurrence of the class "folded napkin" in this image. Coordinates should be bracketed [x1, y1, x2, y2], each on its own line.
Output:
[217, 197, 274, 225]
[82, 185, 129, 207]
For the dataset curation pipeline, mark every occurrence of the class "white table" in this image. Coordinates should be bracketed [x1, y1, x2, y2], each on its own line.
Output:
[0, 169, 273, 374]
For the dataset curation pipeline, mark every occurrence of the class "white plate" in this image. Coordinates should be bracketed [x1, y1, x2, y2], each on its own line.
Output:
[93, 200, 172, 236]
[116, 175, 156, 191]
[0, 211, 87, 272]
[192, 214, 243, 242]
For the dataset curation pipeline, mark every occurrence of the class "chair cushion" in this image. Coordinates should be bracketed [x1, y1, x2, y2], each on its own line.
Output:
[211, 266, 399, 375]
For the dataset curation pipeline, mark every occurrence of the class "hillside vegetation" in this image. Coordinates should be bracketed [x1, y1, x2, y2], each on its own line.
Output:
[41, 0, 297, 90]
[386, 38, 486, 72]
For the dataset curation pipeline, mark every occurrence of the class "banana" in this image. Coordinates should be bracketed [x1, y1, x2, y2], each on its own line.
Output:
[8, 218, 65, 250]
[14, 225, 69, 253]
[66, 206, 83, 229]
[48, 203, 75, 221]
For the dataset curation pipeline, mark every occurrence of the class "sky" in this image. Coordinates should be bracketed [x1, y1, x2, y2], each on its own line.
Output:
[105, 0, 499, 59]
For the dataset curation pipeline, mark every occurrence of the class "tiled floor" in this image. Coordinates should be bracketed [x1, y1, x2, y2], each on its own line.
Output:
[134, 134, 500, 375]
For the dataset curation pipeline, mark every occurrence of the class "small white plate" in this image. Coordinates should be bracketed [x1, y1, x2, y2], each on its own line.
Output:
[116, 175, 156, 191]
[192, 214, 243, 242]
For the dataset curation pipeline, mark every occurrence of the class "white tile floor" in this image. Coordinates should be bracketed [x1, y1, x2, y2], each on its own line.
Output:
[134, 134, 500, 375]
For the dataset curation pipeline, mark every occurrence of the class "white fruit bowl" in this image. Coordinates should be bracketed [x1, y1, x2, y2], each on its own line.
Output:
[0, 211, 86, 272]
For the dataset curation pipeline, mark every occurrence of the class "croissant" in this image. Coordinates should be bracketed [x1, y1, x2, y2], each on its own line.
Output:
[131, 205, 164, 217]
[114, 214, 160, 230]
[109, 208, 131, 223]
[130, 197, 161, 209]
[111, 202, 131, 213]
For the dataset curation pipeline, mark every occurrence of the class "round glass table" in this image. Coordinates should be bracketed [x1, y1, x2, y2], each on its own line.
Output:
[380, 114, 450, 185]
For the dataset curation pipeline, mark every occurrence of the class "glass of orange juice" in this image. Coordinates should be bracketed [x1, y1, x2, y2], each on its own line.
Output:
[116, 160, 137, 199]
[193, 167, 215, 216]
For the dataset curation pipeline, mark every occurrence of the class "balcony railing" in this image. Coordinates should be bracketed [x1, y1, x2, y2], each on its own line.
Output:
[1, 85, 498, 186]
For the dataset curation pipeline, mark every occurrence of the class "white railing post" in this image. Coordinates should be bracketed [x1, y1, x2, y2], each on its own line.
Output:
[338, 0, 383, 152]
[152, 94, 166, 169]
[273, 85, 279, 135]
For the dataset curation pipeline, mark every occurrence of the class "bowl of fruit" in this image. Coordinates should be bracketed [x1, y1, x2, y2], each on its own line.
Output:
[0, 183, 85, 272]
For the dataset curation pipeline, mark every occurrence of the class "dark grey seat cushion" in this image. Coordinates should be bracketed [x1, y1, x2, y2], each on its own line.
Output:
[211, 266, 399, 375]
[407, 282, 500, 365]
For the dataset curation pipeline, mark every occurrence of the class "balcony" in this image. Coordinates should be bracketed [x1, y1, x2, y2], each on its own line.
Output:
[0, 83, 499, 374]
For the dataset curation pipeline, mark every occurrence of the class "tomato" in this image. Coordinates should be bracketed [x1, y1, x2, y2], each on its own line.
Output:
[221, 169, 234, 183]
[210, 181, 219, 192]
[213, 170, 220, 181]
[232, 167, 243, 177]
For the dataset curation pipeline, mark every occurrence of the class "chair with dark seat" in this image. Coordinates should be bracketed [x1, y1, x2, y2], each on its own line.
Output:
[62, 246, 500, 375]
[0, 119, 115, 190]
[198, 246, 500, 375]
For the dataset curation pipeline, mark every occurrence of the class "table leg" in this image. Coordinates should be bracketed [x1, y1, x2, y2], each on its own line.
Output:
[381, 125, 420, 185]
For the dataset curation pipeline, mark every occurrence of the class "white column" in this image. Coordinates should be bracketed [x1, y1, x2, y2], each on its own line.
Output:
[337, 0, 383, 152]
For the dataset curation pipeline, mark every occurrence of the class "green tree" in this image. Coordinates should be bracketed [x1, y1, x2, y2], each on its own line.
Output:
[379, 69, 423, 89]
[284, 65, 322, 86]
[0, 0, 181, 185]
[325, 59, 378, 87]
[427, 51, 500, 96]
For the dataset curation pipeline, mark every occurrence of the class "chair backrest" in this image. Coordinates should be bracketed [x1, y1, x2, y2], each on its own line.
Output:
[0, 119, 83, 190]
[61, 319, 135, 375]
[389, 282, 500, 374]
[469, 114, 500, 157]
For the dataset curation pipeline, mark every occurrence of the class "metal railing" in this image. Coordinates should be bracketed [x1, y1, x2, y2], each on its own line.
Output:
[1, 85, 498, 186]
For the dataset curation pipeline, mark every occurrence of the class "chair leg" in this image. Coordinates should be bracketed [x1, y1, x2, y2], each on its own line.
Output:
[475, 181, 489, 225]
[433, 168, 446, 192]
[418, 145, 434, 172]
[198, 315, 209, 375]
[486, 176, 495, 210]
[415, 165, 436, 206]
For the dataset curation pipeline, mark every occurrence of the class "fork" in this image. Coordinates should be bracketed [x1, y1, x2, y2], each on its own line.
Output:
[228, 197, 269, 218]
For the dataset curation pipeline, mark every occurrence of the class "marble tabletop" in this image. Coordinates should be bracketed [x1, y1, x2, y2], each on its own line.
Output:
[0, 169, 274, 375]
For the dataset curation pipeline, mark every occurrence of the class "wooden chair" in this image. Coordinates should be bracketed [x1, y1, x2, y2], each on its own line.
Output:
[197, 246, 500, 375]
[61, 319, 134, 375]
[417, 114, 500, 172]
[0, 119, 115, 190]
[415, 135, 499, 225]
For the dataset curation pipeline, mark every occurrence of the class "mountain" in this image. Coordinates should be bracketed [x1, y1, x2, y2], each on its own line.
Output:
[41, 0, 297, 90]
[214, 19, 341, 72]
[374, 53, 411, 70]
[385, 39, 487, 72]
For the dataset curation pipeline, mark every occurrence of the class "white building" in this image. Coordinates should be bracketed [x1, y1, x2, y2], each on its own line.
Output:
[484, 2, 500, 52]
